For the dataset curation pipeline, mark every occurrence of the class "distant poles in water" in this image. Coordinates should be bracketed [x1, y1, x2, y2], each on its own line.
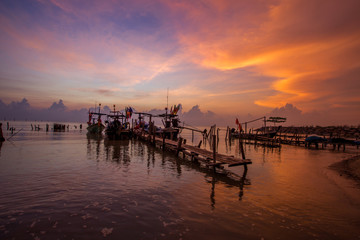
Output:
[28, 123, 84, 132]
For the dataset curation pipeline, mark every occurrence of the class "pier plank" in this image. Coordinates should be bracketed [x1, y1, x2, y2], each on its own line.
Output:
[133, 130, 252, 169]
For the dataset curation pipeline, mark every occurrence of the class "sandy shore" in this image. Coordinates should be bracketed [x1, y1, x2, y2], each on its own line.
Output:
[330, 155, 360, 183]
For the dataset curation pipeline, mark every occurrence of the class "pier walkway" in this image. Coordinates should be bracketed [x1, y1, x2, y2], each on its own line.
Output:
[133, 129, 252, 172]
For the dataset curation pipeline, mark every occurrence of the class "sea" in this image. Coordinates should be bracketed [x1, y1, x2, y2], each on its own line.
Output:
[0, 121, 360, 240]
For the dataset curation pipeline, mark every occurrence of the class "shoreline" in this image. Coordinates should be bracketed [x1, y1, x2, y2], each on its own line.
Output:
[329, 155, 360, 184]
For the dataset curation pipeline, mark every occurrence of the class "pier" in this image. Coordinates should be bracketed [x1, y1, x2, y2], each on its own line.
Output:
[226, 127, 359, 151]
[133, 128, 252, 175]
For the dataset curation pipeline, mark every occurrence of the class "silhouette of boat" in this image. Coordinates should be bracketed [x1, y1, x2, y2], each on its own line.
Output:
[105, 105, 132, 139]
[87, 104, 106, 134]
[231, 126, 281, 139]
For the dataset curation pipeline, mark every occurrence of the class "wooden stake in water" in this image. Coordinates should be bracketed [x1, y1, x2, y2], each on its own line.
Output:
[239, 133, 246, 160]
[212, 135, 216, 163]
[177, 137, 183, 156]
[0, 123, 5, 142]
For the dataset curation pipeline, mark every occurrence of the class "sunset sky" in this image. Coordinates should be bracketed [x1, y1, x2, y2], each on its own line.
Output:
[1, 0, 359, 123]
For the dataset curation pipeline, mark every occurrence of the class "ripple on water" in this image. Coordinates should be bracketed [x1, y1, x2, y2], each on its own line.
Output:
[0, 123, 360, 239]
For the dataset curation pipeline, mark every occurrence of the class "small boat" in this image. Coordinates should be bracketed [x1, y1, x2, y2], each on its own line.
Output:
[305, 135, 327, 143]
[231, 126, 281, 139]
[87, 104, 106, 134]
[158, 104, 181, 141]
[105, 105, 132, 139]
[133, 104, 182, 141]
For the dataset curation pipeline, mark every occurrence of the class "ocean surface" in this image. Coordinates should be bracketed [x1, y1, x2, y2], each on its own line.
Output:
[1, 121, 360, 240]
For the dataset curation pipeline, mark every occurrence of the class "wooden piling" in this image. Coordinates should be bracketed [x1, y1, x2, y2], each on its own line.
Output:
[162, 133, 166, 150]
[176, 137, 183, 156]
[132, 127, 251, 174]
[0, 123, 5, 142]
[238, 132, 246, 160]
[212, 135, 216, 164]
[152, 123, 156, 146]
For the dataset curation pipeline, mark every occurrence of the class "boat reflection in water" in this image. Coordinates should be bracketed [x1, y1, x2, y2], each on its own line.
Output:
[86, 135, 250, 208]
[1, 121, 360, 240]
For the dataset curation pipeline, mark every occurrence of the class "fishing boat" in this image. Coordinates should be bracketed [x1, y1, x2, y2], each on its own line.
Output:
[87, 104, 106, 134]
[105, 105, 132, 139]
[231, 125, 281, 139]
[133, 104, 182, 141]
[255, 126, 282, 138]
[157, 104, 181, 141]
[305, 135, 327, 143]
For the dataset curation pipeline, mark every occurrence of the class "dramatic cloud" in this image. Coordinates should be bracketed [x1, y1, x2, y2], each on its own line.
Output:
[0, 98, 88, 122]
[0, 0, 359, 124]
[0, 98, 357, 127]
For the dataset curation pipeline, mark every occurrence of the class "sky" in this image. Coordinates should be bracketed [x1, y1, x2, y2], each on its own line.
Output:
[0, 0, 360, 126]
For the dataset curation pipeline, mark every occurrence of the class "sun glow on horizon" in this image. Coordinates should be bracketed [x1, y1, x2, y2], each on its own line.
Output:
[0, 0, 359, 123]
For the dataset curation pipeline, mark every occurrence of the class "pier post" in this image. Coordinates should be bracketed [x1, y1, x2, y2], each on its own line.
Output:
[152, 123, 156, 146]
[162, 133, 166, 150]
[177, 137, 183, 156]
[239, 133, 246, 160]
[212, 135, 216, 164]
[225, 126, 228, 140]
[0, 123, 5, 142]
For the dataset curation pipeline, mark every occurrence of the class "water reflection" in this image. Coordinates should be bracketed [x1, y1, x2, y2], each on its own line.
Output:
[86, 133, 103, 160]
[85, 137, 251, 208]
[146, 143, 155, 173]
[174, 151, 251, 206]
[104, 139, 130, 166]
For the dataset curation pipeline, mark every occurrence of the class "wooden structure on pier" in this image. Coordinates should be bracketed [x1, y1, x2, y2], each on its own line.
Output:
[133, 129, 252, 173]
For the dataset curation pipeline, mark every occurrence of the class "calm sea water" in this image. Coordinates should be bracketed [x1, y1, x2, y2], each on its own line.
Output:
[1, 121, 360, 240]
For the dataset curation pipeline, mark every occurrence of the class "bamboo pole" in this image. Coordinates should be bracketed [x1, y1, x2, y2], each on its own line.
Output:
[239, 132, 246, 160]
[212, 135, 216, 164]
[177, 137, 183, 156]
[0, 123, 5, 142]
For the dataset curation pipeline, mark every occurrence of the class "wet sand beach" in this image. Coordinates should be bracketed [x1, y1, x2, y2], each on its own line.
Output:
[330, 155, 360, 183]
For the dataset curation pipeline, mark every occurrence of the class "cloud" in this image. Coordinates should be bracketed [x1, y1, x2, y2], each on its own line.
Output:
[0, 0, 359, 121]
[0, 98, 87, 122]
[181, 105, 225, 127]
[166, 0, 360, 112]
[268, 103, 360, 126]
[49, 99, 67, 111]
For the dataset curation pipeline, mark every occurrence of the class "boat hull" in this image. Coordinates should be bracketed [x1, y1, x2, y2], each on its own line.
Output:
[87, 124, 105, 134]
[105, 128, 132, 139]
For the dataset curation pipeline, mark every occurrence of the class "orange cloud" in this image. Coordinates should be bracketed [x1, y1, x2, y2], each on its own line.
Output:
[169, 0, 360, 112]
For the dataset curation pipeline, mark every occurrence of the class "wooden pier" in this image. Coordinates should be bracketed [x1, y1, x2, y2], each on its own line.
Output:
[133, 129, 251, 174]
[226, 125, 359, 152]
